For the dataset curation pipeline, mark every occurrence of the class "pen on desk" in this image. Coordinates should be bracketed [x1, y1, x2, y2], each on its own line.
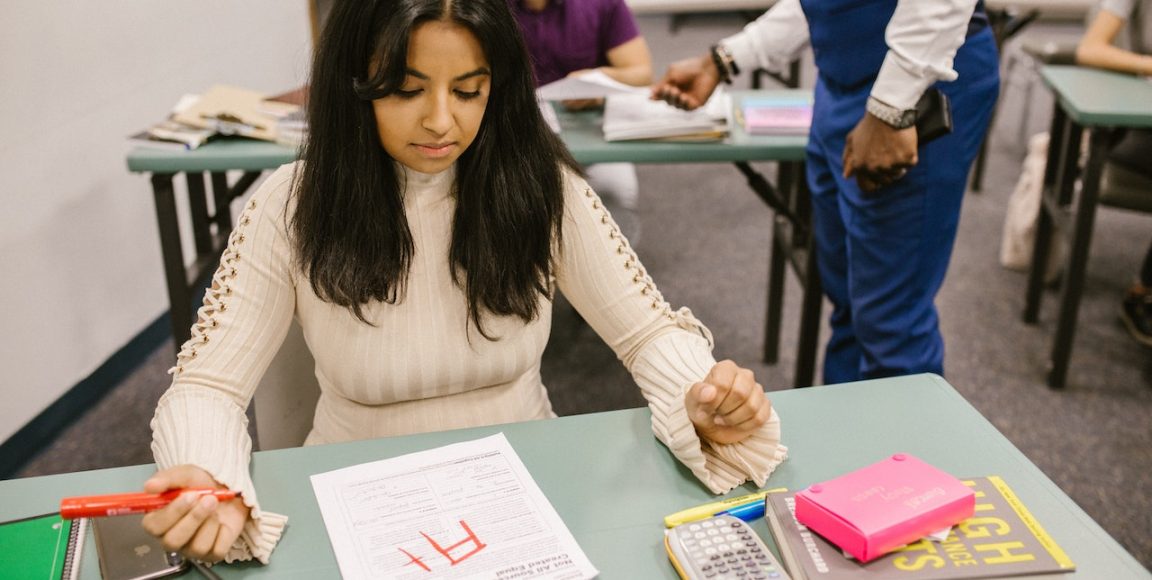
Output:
[192, 560, 224, 580]
[663, 488, 786, 528]
[60, 489, 241, 519]
[718, 498, 767, 522]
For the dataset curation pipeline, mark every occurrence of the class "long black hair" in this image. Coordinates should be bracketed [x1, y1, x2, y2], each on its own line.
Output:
[292, 0, 578, 338]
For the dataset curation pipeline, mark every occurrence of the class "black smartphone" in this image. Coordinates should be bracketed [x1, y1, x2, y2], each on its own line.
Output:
[92, 514, 189, 580]
[915, 88, 953, 144]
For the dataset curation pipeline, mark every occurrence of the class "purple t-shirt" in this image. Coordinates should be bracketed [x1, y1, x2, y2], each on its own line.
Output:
[511, 0, 641, 86]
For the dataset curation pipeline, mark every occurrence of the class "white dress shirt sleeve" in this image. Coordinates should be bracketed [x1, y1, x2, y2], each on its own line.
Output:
[872, 0, 982, 110]
[723, 0, 980, 110]
[722, 0, 811, 76]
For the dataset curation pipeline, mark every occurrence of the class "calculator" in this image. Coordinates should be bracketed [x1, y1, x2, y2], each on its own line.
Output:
[665, 514, 791, 579]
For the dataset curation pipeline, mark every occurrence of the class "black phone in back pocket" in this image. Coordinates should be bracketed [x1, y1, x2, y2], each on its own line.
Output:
[92, 514, 188, 580]
[915, 88, 953, 144]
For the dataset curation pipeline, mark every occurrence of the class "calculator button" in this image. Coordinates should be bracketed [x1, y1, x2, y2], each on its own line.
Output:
[708, 528, 720, 536]
[690, 524, 702, 531]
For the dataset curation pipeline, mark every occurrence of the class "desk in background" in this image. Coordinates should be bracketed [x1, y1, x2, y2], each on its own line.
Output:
[1, 374, 1147, 578]
[1023, 66, 1152, 388]
[127, 90, 824, 387]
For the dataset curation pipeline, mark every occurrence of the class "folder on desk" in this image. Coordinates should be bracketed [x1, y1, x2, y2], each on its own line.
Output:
[0, 513, 86, 580]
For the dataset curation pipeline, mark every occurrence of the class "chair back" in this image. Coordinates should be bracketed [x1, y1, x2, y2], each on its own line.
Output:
[1101, 129, 1152, 212]
[252, 319, 321, 450]
[1100, 163, 1152, 212]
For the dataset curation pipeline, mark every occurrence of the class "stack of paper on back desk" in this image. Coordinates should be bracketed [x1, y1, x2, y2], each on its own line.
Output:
[602, 90, 730, 142]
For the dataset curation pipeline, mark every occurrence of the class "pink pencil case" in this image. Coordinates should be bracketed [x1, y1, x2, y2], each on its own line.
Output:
[794, 453, 975, 563]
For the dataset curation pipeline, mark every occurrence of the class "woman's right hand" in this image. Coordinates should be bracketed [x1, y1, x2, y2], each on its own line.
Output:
[650, 53, 722, 111]
[140, 465, 250, 563]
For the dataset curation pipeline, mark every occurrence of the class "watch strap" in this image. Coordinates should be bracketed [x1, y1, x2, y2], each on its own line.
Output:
[866, 96, 917, 129]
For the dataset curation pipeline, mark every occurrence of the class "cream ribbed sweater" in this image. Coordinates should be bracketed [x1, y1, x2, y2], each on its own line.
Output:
[151, 162, 787, 563]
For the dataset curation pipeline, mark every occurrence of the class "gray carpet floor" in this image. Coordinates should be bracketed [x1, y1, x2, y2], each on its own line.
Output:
[12, 13, 1151, 571]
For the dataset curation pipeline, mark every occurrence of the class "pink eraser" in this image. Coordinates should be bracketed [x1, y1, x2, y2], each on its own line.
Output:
[794, 454, 975, 563]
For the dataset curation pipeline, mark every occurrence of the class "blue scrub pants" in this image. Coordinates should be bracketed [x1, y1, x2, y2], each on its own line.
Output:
[806, 29, 1000, 383]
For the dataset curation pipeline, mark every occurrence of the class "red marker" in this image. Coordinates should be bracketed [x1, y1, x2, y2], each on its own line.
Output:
[60, 489, 241, 519]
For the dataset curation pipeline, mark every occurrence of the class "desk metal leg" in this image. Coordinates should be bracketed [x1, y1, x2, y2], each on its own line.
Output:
[1024, 105, 1073, 323]
[151, 173, 193, 353]
[186, 173, 213, 255]
[764, 218, 787, 364]
[763, 161, 799, 364]
[1047, 127, 1107, 389]
[795, 228, 822, 388]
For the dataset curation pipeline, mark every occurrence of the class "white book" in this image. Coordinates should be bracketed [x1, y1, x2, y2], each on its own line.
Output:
[602, 90, 730, 142]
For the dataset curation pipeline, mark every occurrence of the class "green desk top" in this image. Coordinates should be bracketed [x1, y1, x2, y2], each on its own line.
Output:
[126, 90, 808, 174]
[1, 374, 1147, 578]
[1041, 66, 1152, 128]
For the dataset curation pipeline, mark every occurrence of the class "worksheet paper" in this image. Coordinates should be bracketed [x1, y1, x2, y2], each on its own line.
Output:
[311, 433, 598, 579]
[536, 69, 647, 101]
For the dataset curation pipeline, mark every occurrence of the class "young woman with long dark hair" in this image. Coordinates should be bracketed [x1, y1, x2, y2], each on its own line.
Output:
[138, 0, 786, 564]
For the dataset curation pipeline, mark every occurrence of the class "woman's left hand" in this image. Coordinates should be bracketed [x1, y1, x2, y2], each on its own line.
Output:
[685, 360, 772, 445]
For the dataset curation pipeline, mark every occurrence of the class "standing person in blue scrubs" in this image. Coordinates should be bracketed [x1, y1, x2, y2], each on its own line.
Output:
[652, 0, 999, 383]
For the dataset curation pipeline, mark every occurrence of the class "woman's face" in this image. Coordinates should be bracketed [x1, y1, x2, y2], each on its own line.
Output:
[372, 20, 491, 174]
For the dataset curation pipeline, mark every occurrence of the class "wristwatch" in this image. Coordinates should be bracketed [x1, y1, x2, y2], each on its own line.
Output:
[866, 96, 917, 129]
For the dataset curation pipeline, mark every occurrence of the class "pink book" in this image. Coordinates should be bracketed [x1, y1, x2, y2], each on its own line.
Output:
[741, 103, 812, 135]
[794, 454, 975, 563]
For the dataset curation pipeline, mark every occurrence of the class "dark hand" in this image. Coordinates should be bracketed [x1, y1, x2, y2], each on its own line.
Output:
[842, 113, 919, 193]
[650, 54, 722, 111]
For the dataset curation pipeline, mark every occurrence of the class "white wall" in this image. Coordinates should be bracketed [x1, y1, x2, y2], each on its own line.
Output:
[0, 2, 311, 442]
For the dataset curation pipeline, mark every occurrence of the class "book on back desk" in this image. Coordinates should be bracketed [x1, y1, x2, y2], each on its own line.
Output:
[738, 95, 812, 136]
[764, 476, 1076, 580]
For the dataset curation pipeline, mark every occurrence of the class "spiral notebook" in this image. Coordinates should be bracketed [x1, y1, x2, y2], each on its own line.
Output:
[0, 512, 87, 579]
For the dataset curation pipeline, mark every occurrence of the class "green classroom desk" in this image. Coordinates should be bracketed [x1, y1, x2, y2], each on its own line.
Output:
[1, 374, 1147, 578]
[1023, 66, 1152, 388]
[127, 91, 821, 386]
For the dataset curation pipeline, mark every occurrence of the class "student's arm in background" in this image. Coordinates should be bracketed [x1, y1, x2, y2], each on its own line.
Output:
[561, 2, 653, 110]
[1076, 6, 1152, 75]
[562, 36, 652, 110]
[598, 35, 654, 86]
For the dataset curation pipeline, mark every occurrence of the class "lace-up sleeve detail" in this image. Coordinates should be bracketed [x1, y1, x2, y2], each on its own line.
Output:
[152, 164, 300, 563]
[169, 210, 251, 377]
[554, 171, 786, 495]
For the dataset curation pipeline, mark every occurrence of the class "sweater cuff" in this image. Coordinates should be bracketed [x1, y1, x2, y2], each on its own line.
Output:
[631, 326, 786, 494]
[704, 408, 788, 489]
[151, 387, 287, 563]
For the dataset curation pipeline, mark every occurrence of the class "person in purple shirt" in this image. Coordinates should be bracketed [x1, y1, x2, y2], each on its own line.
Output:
[511, 0, 652, 241]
